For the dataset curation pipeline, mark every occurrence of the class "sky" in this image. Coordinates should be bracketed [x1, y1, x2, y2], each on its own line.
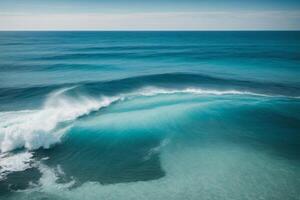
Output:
[0, 0, 300, 30]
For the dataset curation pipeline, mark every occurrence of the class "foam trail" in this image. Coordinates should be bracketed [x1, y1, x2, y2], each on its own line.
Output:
[144, 139, 170, 161]
[37, 164, 76, 191]
[0, 88, 118, 153]
[135, 87, 272, 97]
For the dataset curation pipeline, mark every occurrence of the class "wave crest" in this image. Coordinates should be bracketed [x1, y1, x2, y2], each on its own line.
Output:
[0, 86, 293, 153]
[0, 88, 116, 153]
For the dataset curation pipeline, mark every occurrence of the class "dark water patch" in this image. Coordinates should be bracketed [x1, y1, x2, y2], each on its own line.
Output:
[35, 127, 165, 186]
[0, 167, 41, 197]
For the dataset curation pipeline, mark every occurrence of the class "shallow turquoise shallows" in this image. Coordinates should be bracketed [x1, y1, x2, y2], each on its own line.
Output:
[0, 31, 300, 200]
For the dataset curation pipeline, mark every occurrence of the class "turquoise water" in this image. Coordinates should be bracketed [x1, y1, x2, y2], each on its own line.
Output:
[0, 31, 300, 200]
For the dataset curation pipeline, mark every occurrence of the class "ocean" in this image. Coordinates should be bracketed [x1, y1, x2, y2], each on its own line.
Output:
[0, 31, 300, 200]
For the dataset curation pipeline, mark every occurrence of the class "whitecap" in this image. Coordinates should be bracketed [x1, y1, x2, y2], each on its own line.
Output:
[0, 88, 118, 153]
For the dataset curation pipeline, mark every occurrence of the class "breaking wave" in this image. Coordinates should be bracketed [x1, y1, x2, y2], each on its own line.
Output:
[0, 87, 117, 153]
[0, 85, 296, 154]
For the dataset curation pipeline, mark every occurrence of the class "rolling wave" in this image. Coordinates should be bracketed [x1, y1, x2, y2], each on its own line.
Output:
[0, 83, 296, 154]
[1, 73, 299, 100]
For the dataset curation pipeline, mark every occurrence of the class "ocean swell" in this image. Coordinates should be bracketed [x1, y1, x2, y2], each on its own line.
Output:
[0, 85, 294, 153]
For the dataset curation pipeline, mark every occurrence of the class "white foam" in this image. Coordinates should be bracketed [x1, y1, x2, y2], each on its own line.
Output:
[0, 88, 118, 153]
[0, 151, 34, 180]
[37, 164, 75, 191]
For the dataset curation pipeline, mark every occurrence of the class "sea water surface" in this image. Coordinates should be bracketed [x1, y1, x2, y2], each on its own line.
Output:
[0, 31, 300, 200]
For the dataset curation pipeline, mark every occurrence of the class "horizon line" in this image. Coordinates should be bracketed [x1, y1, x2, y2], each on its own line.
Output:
[1, 29, 300, 32]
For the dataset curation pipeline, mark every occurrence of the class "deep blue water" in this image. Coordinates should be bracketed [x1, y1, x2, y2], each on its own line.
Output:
[0, 31, 300, 200]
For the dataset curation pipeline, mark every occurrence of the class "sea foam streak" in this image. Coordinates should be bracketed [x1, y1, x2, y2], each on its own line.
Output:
[135, 87, 271, 97]
[0, 86, 285, 154]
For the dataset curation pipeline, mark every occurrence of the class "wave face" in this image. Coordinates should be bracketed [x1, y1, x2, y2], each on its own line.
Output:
[0, 31, 300, 200]
[1, 85, 283, 153]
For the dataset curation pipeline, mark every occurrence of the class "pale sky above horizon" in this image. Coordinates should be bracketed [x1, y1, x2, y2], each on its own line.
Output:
[0, 0, 300, 30]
